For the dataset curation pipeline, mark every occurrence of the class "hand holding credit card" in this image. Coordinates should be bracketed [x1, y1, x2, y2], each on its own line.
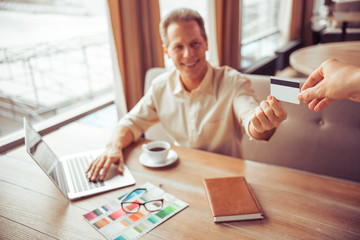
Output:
[270, 77, 300, 104]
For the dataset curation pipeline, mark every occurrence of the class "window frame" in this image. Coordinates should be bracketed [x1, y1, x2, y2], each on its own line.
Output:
[0, 1, 126, 153]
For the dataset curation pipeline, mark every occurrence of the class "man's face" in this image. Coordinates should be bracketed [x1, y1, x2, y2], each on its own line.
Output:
[163, 20, 208, 82]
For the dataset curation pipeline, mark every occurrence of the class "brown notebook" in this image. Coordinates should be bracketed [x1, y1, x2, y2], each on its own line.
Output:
[203, 176, 264, 222]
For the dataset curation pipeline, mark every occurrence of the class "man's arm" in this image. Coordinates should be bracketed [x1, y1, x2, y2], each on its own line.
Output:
[248, 96, 287, 140]
[86, 125, 134, 181]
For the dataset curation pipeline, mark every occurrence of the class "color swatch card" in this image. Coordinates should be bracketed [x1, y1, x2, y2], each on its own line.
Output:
[83, 182, 189, 240]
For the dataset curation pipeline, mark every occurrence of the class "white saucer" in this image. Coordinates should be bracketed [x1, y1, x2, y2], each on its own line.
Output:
[139, 149, 178, 168]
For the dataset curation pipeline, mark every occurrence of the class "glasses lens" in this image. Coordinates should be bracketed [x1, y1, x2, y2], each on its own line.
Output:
[122, 202, 140, 213]
[144, 200, 163, 212]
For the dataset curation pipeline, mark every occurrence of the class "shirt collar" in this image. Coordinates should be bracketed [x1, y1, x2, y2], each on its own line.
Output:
[173, 62, 215, 96]
[173, 71, 183, 95]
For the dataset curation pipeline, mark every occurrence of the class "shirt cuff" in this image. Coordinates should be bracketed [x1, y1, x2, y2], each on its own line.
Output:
[244, 112, 255, 141]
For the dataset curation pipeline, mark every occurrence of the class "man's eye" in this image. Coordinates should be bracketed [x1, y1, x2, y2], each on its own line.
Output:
[192, 42, 200, 47]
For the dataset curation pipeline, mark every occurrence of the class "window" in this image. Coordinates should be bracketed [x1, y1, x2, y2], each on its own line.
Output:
[241, 0, 282, 68]
[0, 0, 115, 137]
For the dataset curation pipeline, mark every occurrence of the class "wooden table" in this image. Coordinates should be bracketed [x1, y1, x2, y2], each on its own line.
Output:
[1, 123, 360, 240]
[290, 41, 360, 75]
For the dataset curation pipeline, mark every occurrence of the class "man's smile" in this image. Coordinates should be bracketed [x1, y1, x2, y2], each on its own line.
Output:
[181, 59, 200, 68]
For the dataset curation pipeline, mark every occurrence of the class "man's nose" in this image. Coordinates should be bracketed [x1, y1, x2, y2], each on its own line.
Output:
[183, 46, 194, 58]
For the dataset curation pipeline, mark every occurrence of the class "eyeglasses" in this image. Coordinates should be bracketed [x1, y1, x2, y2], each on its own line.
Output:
[121, 188, 164, 213]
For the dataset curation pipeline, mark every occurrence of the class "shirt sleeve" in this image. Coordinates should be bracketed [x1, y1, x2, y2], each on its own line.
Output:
[232, 76, 259, 139]
[118, 85, 160, 141]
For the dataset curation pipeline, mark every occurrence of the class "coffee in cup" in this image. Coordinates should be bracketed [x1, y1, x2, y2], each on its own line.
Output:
[142, 140, 171, 164]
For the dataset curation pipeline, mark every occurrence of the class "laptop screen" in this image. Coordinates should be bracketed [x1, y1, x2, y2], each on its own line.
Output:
[23, 118, 67, 196]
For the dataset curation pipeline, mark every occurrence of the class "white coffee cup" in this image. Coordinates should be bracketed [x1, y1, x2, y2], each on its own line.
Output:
[142, 140, 171, 164]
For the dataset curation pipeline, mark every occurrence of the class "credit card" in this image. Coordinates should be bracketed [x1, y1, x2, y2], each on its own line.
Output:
[270, 77, 300, 104]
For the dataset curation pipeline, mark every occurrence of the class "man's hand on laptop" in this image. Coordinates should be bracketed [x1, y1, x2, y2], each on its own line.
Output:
[86, 147, 124, 182]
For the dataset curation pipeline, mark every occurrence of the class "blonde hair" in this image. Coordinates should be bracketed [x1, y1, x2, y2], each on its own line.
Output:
[160, 8, 207, 47]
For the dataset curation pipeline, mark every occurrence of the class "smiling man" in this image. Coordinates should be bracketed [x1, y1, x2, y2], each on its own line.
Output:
[162, 19, 208, 92]
[87, 8, 287, 181]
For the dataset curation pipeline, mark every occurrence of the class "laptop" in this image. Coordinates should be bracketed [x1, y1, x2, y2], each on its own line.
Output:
[23, 118, 135, 200]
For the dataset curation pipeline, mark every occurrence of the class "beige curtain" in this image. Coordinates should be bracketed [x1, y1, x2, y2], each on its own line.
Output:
[278, 1, 293, 47]
[107, 0, 164, 110]
[215, 0, 240, 68]
[290, 0, 314, 46]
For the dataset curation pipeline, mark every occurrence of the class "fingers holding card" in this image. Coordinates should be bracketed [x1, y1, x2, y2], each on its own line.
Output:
[267, 96, 287, 120]
[251, 96, 287, 134]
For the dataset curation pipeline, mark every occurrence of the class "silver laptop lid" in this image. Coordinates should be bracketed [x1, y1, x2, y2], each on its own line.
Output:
[23, 118, 69, 198]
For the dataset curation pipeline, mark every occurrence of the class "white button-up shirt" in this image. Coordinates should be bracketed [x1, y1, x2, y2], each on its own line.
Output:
[119, 63, 259, 158]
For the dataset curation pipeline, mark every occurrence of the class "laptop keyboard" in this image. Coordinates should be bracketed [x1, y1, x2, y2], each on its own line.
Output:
[67, 154, 105, 193]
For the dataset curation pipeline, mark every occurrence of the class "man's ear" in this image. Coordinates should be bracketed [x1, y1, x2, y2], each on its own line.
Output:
[163, 45, 171, 59]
